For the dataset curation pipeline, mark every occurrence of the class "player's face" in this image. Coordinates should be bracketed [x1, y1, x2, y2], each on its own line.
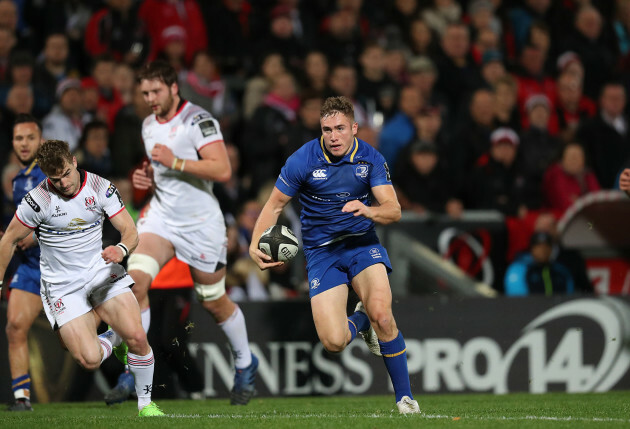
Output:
[12, 122, 42, 165]
[48, 157, 80, 197]
[140, 78, 178, 120]
[320, 113, 358, 158]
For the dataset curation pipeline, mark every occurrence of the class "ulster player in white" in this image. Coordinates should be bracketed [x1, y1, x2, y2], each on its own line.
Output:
[129, 60, 257, 405]
[0, 140, 164, 417]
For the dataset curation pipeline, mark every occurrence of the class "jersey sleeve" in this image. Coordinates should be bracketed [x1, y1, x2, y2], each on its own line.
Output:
[275, 151, 305, 197]
[188, 111, 224, 151]
[101, 181, 126, 218]
[15, 191, 45, 229]
[369, 151, 393, 188]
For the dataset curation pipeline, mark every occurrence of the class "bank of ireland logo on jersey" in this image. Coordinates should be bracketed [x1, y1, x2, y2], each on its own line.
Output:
[310, 278, 320, 290]
[85, 196, 97, 211]
[312, 169, 327, 180]
[355, 165, 369, 178]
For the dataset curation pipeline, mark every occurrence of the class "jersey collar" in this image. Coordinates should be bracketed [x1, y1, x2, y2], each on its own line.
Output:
[24, 160, 37, 175]
[319, 136, 359, 164]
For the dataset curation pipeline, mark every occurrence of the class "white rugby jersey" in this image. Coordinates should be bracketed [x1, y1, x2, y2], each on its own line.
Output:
[15, 170, 126, 285]
[142, 101, 224, 231]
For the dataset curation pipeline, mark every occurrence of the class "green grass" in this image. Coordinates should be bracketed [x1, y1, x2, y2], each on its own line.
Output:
[2, 392, 630, 428]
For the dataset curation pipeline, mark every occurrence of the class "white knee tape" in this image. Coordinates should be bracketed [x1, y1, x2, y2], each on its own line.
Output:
[126, 253, 160, 280]
[194, 277, 226, 301]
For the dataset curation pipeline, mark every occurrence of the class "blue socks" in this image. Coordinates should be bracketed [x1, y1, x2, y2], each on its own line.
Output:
[12, 373, 31, 399]
[379, 331, 413, 402]
[347, 310, 370, 342]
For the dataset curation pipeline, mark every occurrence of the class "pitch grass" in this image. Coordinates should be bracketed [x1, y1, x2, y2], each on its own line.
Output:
[2, 391, 630, 428]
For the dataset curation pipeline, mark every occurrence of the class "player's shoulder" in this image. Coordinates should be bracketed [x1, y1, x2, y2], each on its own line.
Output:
[287, 138, 321, 166]
[23, 180, 52, 213]
[85, 170, 113, 194]
[181, 101, 216, 125]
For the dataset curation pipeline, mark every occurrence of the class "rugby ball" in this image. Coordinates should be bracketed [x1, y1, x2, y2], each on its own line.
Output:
[258, 225, 299, 262]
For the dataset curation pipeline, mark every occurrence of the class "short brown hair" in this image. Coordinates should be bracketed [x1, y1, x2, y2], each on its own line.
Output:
[37, 140, 73, 176]
[137, 59, 178, 87]
[321, 96, 354, 122]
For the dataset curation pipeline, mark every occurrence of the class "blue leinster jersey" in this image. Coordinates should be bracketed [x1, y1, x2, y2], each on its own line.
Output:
[12, 160, 45, 268]
[276, 137, 392, 249]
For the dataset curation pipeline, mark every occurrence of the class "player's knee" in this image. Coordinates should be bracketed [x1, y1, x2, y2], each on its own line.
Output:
[124, 328, 148, 354]
[5, 318, 27, 341]
[320, 334, 347, 354]
[75, 351, 101, 371]
[371, 312, 395, 335]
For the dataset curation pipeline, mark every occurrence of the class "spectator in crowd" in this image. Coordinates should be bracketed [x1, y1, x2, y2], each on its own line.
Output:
[542, 142, 600, 213]
[301, 50, 329, 96]
[394, 139, 462, 218]
[318, 8, 366, 67]
[42, 78, 91, 152]
[512, 44, 556, 128]
[406, 18, 436, 57]
[242, 52, 286, 120]
[286, 92, 323, 160]
[33, 33, 74, 105]
[243, 72, 299, 197]
[74, 120, 112, 179]
[556, 51, 585, 82]
[478, 50, 506, 89]
[414, 105, 447, 153]
[435, 22, 478, 120]
[327, 63, 371, 128]
[493, 75, 521, 131]
[577, 82, 630, 189]
[83, 54, 124, 130]
[518, 94, 562, 208]
[508, 0, 552, 54]
[387, 0, 421, 43]
[154, 25, 188, 73]
[467, 0, 502, 37]
[138, 0, 207, 66]
[1, 51, 51, 118]
[533, 211, 594, 293]
[383, 43, 409, 85]
[407, 56, 449, 126]
[554, 72, 597, 143]
[84, 0, 148, 67]
[378, 85, 422, 170]
[0, 26, 15, 84]
[112, 63, 136, 106]
[422, 0, 462, 37]
[471, 28, 500, 67]
[450, 88, 495, 193]
[0, 85, 34, 157]
[561, 5, 616, 99]
[466, 127, 529, 216]
[256, 5, 304, 73]
[178, 51, 238, 134]
[357, 42, 398, 120]
[504, 231, 575, 296]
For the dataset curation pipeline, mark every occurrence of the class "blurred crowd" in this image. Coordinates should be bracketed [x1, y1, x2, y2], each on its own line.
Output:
[0, 0, 628, 298]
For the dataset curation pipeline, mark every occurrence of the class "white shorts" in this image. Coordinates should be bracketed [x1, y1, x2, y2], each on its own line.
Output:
[137, 207, 227, 273]
[41, 261, 134, 329]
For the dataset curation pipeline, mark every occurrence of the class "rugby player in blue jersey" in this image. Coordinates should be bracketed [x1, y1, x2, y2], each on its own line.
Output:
[249, 96, 419, 414]
[4, 114, 46, 411]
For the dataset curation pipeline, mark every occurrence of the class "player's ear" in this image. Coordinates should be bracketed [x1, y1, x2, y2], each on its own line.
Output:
[72, 156, 78, 168]
[171, 82, 179, 97]
[352, 122, 358, 135]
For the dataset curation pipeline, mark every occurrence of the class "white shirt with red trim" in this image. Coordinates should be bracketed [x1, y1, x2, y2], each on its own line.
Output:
[142, 101, 224, 231]
[15, 171, 125, 285]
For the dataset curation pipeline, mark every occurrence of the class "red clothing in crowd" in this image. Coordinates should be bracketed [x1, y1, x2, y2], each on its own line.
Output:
[138, 0, 208, 65]
[542, 162, 601, 213]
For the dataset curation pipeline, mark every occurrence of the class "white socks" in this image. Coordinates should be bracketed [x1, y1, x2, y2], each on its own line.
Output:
[98, 328, 122, 364]
[219, 306, 252, 369]
[141, 307, 151, 333]
[128, 348, 155, 410]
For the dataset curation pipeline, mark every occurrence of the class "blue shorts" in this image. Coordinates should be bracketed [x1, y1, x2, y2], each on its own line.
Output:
[304, 231, 392, 298]
[9, 264, 41, 295]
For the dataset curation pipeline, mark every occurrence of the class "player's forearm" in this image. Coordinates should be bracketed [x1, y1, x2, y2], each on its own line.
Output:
[369, 200, 401, 225]
[174, 157, 231, 182]
[250, 206, 281, 250]
[119, 226, 139, 255]
[0, 236, 18, 281]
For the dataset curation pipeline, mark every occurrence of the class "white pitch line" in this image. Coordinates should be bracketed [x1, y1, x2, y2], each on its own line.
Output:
[157, 413, 630, 423]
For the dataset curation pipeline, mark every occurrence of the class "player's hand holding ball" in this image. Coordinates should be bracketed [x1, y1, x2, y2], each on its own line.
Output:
[250, 225, 299, 269]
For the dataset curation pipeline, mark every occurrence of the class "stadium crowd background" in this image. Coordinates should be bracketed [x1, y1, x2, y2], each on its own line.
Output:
[0, 0, 628, 299]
